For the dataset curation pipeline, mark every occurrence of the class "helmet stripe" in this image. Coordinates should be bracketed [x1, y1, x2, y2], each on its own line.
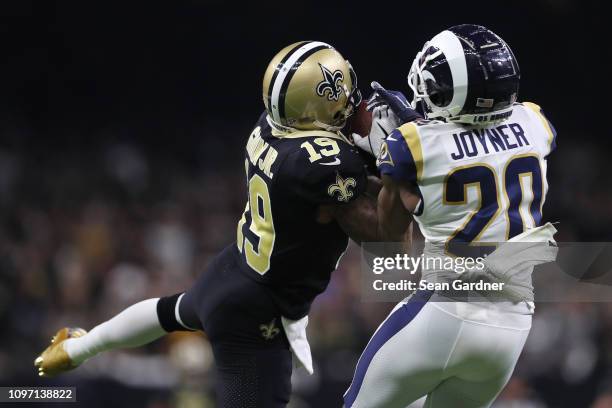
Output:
[427, 30, 468, 116]
[270, 41, 331, 124]
[277, 44, 329, 121]
[267, 41, 308, 110]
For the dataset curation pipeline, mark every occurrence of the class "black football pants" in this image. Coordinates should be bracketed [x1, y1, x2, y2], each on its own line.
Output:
[160, 244, 292, 408]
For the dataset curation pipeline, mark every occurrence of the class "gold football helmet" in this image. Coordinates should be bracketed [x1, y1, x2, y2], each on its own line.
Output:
[262, 41, 361, 132]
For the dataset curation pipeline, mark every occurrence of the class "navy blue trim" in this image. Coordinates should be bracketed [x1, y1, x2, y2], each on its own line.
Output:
[378, 129, 418, 184]
[414, 199, 425, 216]
[378, 130, 425, 216]
[344, 290, 433, 407]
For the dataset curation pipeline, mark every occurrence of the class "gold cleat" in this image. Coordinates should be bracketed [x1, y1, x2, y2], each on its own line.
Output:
[34, 327, 87, 377]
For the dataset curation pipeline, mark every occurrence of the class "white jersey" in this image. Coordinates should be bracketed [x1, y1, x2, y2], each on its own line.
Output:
[345, 104, 557, 408]
[378, 102, 556, 245]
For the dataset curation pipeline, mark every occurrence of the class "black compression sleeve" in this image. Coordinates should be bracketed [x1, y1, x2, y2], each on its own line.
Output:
[157, 293, 191, 332]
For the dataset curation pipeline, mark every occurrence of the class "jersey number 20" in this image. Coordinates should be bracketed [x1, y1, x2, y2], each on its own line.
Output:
[444, 153, 544, 250]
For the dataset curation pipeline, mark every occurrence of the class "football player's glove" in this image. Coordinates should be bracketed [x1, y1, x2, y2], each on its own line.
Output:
[353, 104, 399, 157]
[34, 327, 87, 377]
[368, 81, 422, 123]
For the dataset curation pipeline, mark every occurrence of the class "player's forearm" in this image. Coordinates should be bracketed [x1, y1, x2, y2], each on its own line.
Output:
[365, 175, 383, 197]
[378, 213, 411, 242]
[338, 176, 384, 244]
[334, 194, 382, 244]
[377, 184, 413, 243]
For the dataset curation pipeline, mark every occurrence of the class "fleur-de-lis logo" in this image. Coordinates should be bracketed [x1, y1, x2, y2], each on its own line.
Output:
[328, 173, 357, 202]
[259, 318, 280, 340]
[316, 64, 344, 101]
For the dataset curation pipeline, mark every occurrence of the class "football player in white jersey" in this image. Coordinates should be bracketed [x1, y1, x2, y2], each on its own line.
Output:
[345, 24, 558, 407]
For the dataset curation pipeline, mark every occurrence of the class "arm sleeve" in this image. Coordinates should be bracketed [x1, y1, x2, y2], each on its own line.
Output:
[283, 141, 368, 205]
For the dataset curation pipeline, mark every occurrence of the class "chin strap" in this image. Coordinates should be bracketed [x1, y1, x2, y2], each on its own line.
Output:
[266, 115, 298, 134]
[313, 119, 346, 132]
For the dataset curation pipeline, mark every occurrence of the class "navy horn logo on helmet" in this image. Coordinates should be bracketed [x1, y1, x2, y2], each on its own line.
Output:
[408, 24, 520, 125]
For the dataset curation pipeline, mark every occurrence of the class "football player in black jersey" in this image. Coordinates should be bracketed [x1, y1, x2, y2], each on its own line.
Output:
[35, 41, 400, 407]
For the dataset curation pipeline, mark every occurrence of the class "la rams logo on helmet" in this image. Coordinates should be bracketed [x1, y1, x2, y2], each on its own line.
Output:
[316, 64, 344, 101]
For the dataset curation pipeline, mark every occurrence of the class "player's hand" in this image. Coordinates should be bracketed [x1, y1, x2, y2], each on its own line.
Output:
[34, 327, 86, 377]
[368, 81, 422, 123]
[353, 105, 399, 157]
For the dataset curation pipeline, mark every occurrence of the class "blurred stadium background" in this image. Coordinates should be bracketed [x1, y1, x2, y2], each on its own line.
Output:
[1, 1, 611, 407]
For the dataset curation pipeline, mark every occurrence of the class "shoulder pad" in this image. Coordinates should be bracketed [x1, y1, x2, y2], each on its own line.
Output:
[281, 135, 366, 204]
[521, 102, 557, 155]
[378, 123, 423, 184]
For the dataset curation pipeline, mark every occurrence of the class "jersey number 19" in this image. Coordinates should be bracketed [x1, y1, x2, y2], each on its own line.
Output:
[237, 174, 276, 275]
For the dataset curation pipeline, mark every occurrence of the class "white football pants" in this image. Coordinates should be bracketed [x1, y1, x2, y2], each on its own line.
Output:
[344, 291, 531, 408]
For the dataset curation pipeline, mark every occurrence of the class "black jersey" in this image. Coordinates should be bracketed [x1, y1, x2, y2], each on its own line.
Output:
[234, 112, 367, 319]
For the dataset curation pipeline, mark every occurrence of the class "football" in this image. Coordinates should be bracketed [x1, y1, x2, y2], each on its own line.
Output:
[348, 101, 372, 137]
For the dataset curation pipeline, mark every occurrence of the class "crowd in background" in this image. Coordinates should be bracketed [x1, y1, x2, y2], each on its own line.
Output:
[1, 2, 611, 405]
[1, 124, 612, 407]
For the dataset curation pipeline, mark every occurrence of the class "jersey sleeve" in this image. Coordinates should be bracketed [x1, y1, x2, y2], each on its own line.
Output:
[377, 122, 423, 184]
[282, 139, 368, 205]
[522, 102, 557, 157]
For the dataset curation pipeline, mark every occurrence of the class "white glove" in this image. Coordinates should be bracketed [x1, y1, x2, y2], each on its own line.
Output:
[352, 105, 400, 157]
